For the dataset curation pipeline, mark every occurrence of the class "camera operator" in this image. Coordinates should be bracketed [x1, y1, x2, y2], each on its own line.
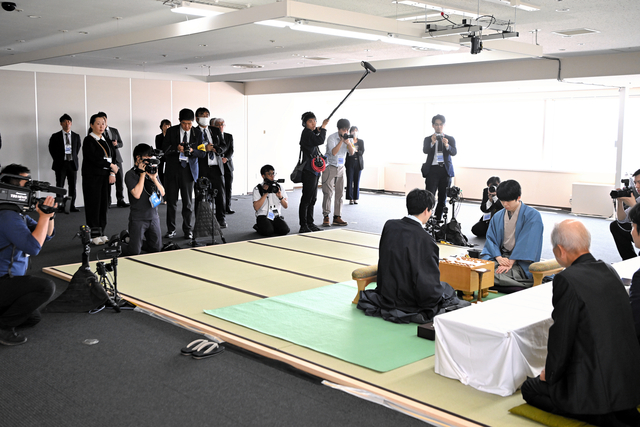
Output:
[125, 144, 165, 255]
[0, 164, 56, 346]
[610, 169, 640, 260]
[471, 176, 503, 238]
[253, 165, 290, 237]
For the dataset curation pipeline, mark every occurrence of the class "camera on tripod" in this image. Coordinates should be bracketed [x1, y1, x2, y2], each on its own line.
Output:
[447, 186, 462, 201]
[259, 178, 285, 196]
[610, 179, 634, 199]
[195, 176, 217, 201]
[0, 173, 70, 214]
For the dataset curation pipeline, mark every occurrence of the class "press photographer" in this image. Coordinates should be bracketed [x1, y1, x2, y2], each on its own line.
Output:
[252, 165, 290, 237]
[610, 169, 640, 260]
[471, 176, 503, 238]
[0, 164, 57, 346]
[125, 144, 165, 255]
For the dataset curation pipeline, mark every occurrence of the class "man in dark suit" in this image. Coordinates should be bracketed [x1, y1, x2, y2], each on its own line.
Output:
[213, 117, 235, 215]
[196, 108, 227, 228]
[97, 112, 129, 208]
[162, 108, 205, 239]
[421, 114, 457, 222]
[521, 219, 640, 427]
[48, 114, 81, 212]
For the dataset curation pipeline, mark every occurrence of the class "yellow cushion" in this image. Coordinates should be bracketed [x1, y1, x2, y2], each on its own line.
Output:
[529, 259, 562, 272]
[509, 404, 594, 427]
[352, 264, 378, 280]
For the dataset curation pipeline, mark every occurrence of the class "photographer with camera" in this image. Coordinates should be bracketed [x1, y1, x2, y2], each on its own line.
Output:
[610, 169, 640, 261]
[322, 118, 355, 227]
[422, 114, 457, 223]
[0, 164, 56, 346]
[471, 176, 503, 238]
[125, 144, 165, 255]
[252, 165, 290, 237]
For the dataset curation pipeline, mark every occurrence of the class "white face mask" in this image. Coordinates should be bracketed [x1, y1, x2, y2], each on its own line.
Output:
[197, 117, 209, 127]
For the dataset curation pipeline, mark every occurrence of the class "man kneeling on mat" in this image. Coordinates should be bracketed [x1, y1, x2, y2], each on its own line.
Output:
[521, 220, 640, 427]
[252, 164, 290, 237]
[357, 188, 469, 324]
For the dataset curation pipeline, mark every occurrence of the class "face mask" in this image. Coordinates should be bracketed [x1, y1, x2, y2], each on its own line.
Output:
[197, 117, 209, 127]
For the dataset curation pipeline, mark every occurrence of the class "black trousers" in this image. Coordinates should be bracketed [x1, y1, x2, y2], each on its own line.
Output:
[471, 218, 490, 237]
[201, 165, 226, 223]
[82, 174, 110, 232]
[0, 275, 55, 329]
[224, 164, 233, 211]
[54, 161, 77, 208]
[164, 163, 195, 234]
[521, 376, 640, 427]
[299, 169, 320, 226]
[256, 215, 290, 237]
[346, 166, 362, 201]
[425, 165, 451, 221]
[108, 163, 127, 204]
[610, 221, 638, 260]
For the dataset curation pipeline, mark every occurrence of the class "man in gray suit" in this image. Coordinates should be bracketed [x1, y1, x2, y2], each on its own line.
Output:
[214, 117, 235, 215]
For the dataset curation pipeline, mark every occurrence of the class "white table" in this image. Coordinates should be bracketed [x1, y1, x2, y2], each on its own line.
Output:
[434, 283, 554, 396]
[611, 256, 640, 287]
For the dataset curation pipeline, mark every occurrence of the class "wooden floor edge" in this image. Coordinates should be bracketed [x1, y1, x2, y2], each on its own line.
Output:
[43, 267, 73, 281]
[123, 295, 486, 427]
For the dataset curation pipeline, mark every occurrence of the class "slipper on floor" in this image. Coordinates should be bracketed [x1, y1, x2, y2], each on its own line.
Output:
[192, 341, 225, 359]
[180, 339, 208, 356]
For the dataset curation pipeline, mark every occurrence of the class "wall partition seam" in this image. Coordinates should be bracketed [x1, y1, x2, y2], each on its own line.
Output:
[615, 87, 628, 185]
[129, 78, 133, 160]
[34, 72, 40, 180]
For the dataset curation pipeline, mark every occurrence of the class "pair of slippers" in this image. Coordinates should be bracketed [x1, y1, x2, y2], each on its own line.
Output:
[180, 339, 225, 359]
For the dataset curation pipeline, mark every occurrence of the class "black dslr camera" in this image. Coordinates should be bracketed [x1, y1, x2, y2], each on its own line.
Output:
[141, 158, 160, 175]
[259, 178, 285, 196]
[179, 140, 192, 157]
[341, 133, 355, 140]
[0, 173, 69, 214]
[447, 186, 462, 200]
[488, 185, 497, 193]
[610, 179, 634, 199]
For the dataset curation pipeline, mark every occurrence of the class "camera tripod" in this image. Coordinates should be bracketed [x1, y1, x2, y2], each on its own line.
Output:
[95, 256, 122, 313]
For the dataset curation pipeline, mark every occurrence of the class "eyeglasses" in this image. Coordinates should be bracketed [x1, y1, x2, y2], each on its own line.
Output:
[265, 172, 276, 177]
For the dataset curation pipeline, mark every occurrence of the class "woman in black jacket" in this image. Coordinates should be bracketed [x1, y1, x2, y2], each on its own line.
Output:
[82, 113, 118, 239]
[345, 125, 365, 205]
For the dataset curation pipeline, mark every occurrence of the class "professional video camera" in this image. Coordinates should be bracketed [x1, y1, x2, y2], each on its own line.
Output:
[258, 178, 285, 196]
[447, 185, 462, 201]
[610, 178, 634, 199]
[0, 173, 70, 214]
[195, 176, 217, 201]
[140, 157, 160, 175]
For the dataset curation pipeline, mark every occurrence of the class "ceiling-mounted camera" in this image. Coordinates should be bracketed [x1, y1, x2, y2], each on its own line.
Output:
[1, 2, 17, 11]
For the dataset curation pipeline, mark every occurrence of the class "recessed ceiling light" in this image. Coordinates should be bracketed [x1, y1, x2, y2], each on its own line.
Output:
[6, 48, 13, 51]
[275, 46, 283, 48]
[231, 64, 264, 69]
[199, 44, 208, 47]
[59, 30, 68, 33]
[113, 17, 122, 20]
[79, 31, 89, 35]
[552, 28, 600, 37]
[558, 48, 565, 51]
[17, 40, 25, 43]
[114, 57, 120, 59]
[556, 8, 570, 12]
[194, 56, 201, 59]
[27, 15, 40, 19]
[577, 43, 584, 46]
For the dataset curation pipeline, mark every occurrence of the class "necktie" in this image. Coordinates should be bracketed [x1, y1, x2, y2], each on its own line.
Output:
[181, 131, 188, 168]
[204, 130, 214, 160]
[65, 133, 72, 161]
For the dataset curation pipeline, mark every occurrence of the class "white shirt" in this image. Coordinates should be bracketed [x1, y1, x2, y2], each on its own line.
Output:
[252, 183, 288, 217]
[325, 132, 350, 167]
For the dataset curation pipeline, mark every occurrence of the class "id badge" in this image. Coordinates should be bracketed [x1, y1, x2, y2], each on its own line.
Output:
[150, 192, 161, 208]
[483, 213, 492, 221]
[437, 153, 444, 163]
[65, 145, 72, 155]
[267, 210, 275, 220]
[337, 157, 345, 166]
[179, 152, 188, 162]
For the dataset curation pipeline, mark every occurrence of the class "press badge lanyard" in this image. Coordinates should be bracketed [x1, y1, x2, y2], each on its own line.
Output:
[95, 136, 112, 163]
[143, 178, 161, 208]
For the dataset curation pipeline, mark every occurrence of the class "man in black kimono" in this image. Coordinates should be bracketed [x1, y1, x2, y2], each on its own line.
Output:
[521, 219, 640, 427]
[357, 189, 468, 324]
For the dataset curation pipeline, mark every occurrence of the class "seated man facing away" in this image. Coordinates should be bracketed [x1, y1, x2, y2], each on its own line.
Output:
[626, 203, 640, 343]
[252, 164, 290, 237]
[522, 220, 640, 427]
[480, 179, 543, 291]
[357, 189, 469, 324]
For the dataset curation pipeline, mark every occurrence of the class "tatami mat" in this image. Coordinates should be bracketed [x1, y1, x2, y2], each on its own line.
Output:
[44, 229, 536, 427]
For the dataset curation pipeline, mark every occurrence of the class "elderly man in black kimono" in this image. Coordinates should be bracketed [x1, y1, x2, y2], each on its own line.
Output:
[357, 188, 469, 324]
[521, 219, 640, 427]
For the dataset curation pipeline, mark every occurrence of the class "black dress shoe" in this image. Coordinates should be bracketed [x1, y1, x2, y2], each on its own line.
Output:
[299, 225, 312, 233]
[165, 230, 176, 238]
[226, 209, 235, 214]
[0, 328, 27, 346]
[218, 221, 228, 229]
[184, 232, 194, 240]
[70, 207, 80, 212]
[308, 224, 323, 232]
[117, 201, 130, 208]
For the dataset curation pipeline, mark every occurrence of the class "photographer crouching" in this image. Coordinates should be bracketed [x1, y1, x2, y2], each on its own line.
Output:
[471, 176, 503, 238]
[0, 164, 56, 346]
[610, 169, 640, 260]
[252, 165, 290, 237]
[125, 144, 165, 255]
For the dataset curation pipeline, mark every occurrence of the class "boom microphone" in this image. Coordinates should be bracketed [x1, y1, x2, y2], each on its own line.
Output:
[327, 61, 377, 120]
[361, 61, 376, 73]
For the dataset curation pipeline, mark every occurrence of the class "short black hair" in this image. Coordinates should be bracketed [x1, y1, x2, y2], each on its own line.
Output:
[496, 179, 521, 202]
[260, 164, 275, 176]
[59, 113, 72, 123]
[487, 176, 500, 187]
[432, 114, 445, 124]
[133, 143, 154, 161]
[179, 108, 194, 122]
[1, 163, 30, 184]
[633, 169, 640, 177]
[406, 188, 435, 215]
[195, 107, 210, 118]
[97, 111, 107, 119]
[350, 126, 358, 133]
[337, 118, 350, 130]
[159, 119, 171, 129]
[629, 204, 640, 228]
[89, 113, 104, 125]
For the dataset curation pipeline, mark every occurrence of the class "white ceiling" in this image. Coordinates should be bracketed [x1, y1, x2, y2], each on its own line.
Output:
[0, 0, 638, 82]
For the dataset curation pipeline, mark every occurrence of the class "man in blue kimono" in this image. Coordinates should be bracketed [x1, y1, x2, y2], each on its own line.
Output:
[480, 180, 543, 291]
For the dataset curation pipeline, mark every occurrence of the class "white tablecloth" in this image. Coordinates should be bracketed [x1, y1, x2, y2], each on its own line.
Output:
[434, 283, 554, 396]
